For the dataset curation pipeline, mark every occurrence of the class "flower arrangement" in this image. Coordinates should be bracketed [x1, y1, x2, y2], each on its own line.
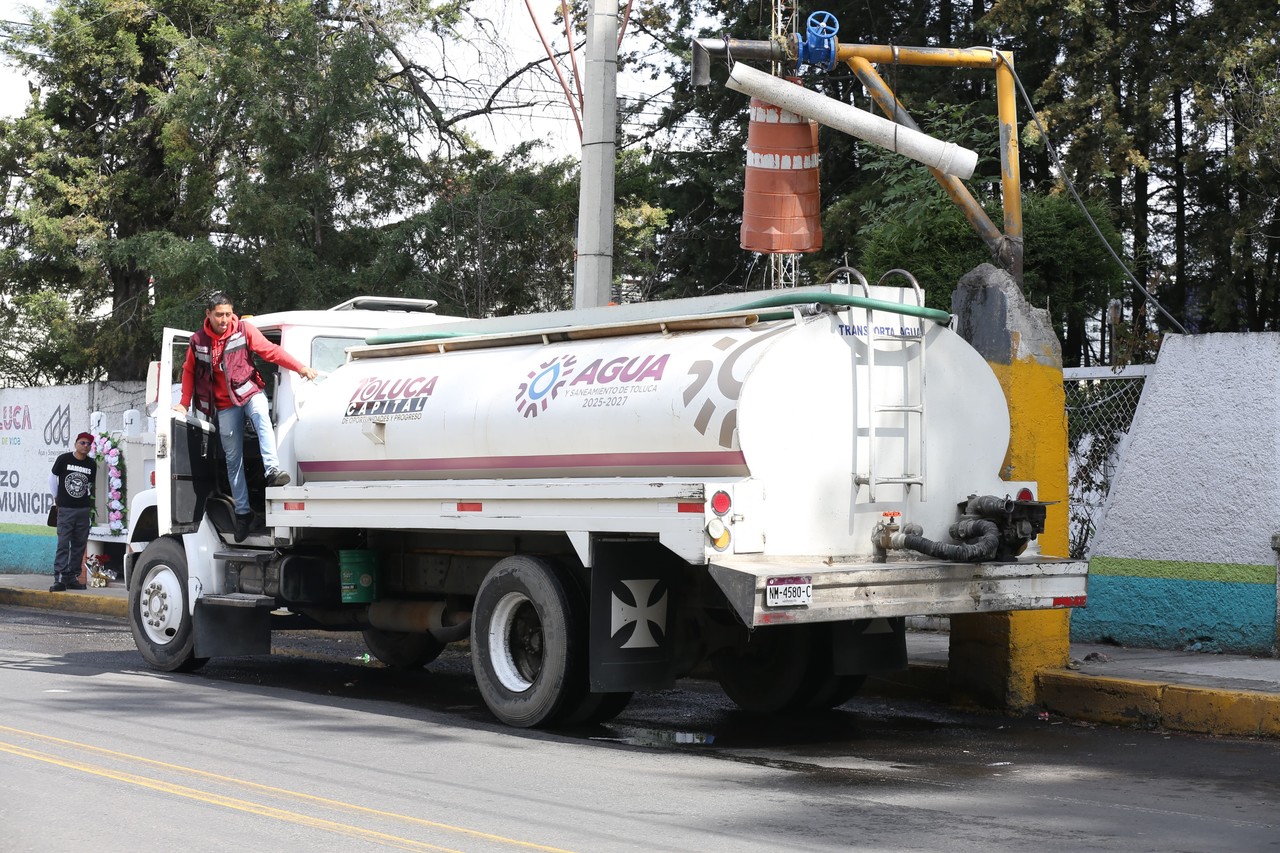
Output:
[92, 431, 127, 535]
[85, 553, 118, 588]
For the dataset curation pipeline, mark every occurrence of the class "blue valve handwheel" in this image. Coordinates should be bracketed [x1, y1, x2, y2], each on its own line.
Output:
[807, 10, 839, 39]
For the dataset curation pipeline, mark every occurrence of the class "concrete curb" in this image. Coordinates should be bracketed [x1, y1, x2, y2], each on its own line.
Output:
[0, 587, 128, 620]
[869, 662, 1280, 739]
[1037, 670, 1280, 739]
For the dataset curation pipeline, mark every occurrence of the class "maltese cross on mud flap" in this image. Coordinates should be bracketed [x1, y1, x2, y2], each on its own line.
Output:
[609, 578, 668, 649]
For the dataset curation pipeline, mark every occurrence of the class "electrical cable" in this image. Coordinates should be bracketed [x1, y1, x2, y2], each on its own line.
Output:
[996, 52, 1188, 335]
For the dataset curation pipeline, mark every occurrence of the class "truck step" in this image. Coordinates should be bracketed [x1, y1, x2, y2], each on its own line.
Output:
[199, 593, 277, 608]
[213, 549, 274, 565]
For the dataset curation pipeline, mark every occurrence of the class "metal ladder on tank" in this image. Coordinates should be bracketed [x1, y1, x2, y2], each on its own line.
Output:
[852, 269, 928, 503]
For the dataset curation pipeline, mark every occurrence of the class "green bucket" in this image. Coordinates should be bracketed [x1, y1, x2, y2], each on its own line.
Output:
[338, 549, 379, 604]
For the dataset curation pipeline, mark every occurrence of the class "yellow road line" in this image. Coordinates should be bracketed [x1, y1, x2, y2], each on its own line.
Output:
[0, 726, 576, 853]
[0, 740, 466, 852]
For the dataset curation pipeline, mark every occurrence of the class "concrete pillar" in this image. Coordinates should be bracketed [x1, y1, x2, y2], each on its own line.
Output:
[948, 264, 1071, 708]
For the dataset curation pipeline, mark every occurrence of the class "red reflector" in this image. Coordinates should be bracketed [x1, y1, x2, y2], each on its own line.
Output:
[1053, 595, 1087, 608]
[1017, 487, 1034, 502]
[150, 471, 155, 486]
[457, 502, 483, 512]
[710, 490, 731, 516]
[283, 502, 305, 511]
[677, 502, 704, 514]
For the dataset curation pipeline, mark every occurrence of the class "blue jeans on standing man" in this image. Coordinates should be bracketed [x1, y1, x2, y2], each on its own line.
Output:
[217, 392, 279, 517]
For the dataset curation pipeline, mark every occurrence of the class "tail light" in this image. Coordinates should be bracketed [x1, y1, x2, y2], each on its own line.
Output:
[706, 518, 731, 551]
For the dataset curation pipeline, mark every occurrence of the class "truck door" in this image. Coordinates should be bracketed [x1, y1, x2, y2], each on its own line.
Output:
[155, 328, 219, 534]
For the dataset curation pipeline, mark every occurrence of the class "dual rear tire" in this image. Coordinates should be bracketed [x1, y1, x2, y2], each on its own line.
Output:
[711, 623, 864, 714]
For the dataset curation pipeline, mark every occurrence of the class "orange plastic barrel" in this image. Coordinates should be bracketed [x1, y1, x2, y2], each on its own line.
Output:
[741, 85, 822, 254]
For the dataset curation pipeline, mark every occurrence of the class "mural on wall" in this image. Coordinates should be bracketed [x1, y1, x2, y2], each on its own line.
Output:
[0, 386, 92, 526]
[1, 383, 145, 573]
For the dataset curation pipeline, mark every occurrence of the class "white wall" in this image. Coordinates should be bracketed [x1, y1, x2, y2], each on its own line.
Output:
[0, 382, 145, 526]
[1091, 334, 1280, 565]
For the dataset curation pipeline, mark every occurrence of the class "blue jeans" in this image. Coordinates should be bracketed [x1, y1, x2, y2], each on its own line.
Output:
[217, 393, 279, 516]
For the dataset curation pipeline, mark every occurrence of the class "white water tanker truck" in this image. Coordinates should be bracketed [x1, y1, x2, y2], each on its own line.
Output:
[122, 283, 1086, 727]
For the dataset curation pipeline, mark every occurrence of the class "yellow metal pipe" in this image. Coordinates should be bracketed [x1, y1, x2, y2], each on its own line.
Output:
[995, 55, 1024, 281]
[847, 56, 1008, 264]
[839, 45, 1025, 281]
[837, 43, 1002, 69]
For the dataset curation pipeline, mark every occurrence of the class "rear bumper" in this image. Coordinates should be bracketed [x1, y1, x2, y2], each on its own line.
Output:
[707, 555, 1088, 627]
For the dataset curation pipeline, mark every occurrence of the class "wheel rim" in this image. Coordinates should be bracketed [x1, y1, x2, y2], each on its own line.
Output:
[489, 591, 543, 693]
[139, 563, 186, 646]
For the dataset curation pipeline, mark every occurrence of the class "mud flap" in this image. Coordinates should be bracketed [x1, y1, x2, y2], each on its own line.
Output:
[588, 540, 679, 692]
[832, 616, 908, 675]
[193, 597, 272, 658]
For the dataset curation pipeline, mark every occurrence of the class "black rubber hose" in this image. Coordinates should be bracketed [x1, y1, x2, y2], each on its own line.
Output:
[901, 519, 1000, 562]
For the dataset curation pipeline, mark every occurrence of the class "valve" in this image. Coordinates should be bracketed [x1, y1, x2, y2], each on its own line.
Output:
[796, 11, 840, 70]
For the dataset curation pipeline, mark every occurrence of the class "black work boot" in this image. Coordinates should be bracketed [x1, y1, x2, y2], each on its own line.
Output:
[234, 513, 254, 542]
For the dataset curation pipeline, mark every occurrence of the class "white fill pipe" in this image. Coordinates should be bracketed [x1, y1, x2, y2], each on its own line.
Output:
[727, 62, 978, 180]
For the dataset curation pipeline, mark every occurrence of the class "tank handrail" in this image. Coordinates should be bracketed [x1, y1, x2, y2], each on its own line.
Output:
[876, 269, 925, 307]
[823, 265, 871, 297]
[732, 292, 951, 326]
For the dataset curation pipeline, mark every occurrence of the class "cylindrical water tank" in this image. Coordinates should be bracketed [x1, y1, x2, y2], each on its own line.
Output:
[290, 299, 1016, 557]
[740, 86, 823, 254]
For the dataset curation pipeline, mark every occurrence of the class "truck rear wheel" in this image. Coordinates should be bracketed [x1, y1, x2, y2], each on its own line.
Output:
[129, 537, 208, 673]
[561, 689, 633, 726]
[806, 674, 867, 710]
[712, 624, 828, 714]
[471, 556, 586, 728]
[362, 628, 445, 669]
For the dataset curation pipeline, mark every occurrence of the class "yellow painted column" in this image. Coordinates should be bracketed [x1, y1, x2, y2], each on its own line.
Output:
[949, 265, 1071, 709]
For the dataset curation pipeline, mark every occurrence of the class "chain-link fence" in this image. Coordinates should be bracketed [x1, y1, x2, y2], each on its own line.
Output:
[1063, 366, 1152, 558]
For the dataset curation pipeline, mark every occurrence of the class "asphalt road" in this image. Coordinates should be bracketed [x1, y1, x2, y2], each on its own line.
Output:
[1, 605, 1277, 852]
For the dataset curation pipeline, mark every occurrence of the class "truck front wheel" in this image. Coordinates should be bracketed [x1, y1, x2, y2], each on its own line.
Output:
[471, 556, 585, 728]
[129, 537, 208, 673]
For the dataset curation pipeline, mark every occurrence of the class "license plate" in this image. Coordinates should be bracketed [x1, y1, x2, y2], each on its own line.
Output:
[765, 575, 812, 607]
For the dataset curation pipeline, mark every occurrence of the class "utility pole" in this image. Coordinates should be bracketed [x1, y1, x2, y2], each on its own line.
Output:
[573, 0, 618, 309]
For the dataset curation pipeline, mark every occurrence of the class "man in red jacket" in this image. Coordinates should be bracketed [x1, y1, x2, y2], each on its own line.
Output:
[173, 292, 317, 541]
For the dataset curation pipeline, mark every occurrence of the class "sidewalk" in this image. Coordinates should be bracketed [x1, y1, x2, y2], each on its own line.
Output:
[2, 572, 1278, 738]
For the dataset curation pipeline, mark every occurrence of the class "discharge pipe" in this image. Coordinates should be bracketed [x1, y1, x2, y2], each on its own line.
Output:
[726, 62, 978, 179]
[891, 517, 1001, 562]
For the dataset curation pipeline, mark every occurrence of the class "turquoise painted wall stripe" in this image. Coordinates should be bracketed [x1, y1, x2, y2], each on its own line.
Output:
[0, 531, 55, 574]
[1072, 574, 1277, 655]
[1091, 555, 1274, 585]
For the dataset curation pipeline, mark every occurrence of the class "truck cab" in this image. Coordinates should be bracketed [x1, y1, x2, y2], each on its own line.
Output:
[130, 297, 465, 569]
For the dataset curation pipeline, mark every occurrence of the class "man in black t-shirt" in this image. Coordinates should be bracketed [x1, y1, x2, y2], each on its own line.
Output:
[48, 431, 97, 592]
